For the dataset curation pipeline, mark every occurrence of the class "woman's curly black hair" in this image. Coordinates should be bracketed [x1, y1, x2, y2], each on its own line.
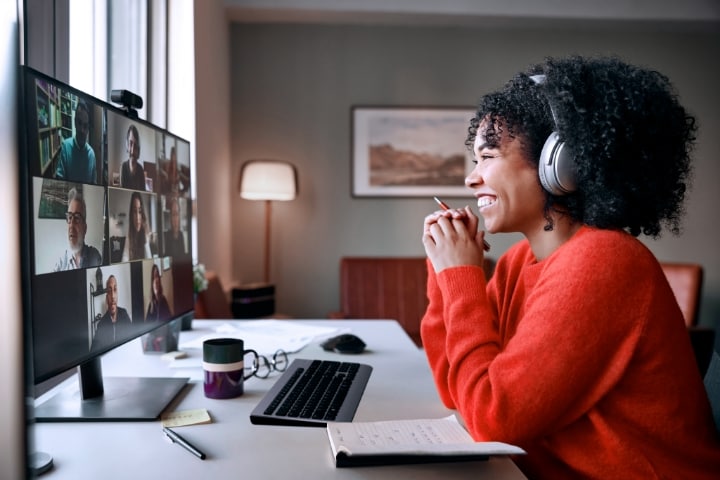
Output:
[466, 55, 697, 238]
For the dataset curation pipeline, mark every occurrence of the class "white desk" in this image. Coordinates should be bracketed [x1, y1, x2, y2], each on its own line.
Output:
[33, 319, 526, 479]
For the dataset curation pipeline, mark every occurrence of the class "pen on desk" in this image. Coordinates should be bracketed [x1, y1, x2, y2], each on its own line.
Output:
[163, 427, 206, 460]
[433, 196, 491, 252]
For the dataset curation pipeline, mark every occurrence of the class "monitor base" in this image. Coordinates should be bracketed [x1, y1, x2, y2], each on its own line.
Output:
[30, 451, 53, 475]
[35, 377, 189, 422]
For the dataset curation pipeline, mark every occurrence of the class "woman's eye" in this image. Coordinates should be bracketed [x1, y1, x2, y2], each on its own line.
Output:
[472, 151, 497, 164]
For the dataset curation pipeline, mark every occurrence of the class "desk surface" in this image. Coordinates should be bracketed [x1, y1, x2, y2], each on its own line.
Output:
[33, 319, 526, 479]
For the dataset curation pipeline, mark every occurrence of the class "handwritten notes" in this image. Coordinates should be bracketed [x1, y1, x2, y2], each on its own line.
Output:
[326, 415, 525, 466]
[161, 409, 212, 428]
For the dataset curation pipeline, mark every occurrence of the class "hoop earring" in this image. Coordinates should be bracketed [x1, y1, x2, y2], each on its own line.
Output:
[543, 213, 554, 231]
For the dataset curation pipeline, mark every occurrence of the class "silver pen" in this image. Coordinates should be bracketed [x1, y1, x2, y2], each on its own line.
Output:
[163, 427, 207, 460]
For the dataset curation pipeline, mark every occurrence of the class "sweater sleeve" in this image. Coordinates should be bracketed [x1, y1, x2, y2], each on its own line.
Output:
[437, 231, 659, 445]
[420, 257, 455, 408]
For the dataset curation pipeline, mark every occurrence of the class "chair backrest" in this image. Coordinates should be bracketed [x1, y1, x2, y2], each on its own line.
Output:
[194, 270, 233, 319]
[336, 257, 495, 347]
[338, 257, 428, 346]
[703, 329, 720, 435]
[660, 262, 703, 327]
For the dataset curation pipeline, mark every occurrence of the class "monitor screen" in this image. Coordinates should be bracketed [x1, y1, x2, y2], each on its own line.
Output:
[19, 66, 194, 421]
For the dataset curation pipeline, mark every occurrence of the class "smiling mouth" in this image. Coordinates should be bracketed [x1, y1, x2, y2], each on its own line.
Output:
[477, 197, 496, 209]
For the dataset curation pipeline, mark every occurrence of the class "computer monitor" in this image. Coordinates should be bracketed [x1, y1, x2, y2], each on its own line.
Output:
[19, 66, 195, 422]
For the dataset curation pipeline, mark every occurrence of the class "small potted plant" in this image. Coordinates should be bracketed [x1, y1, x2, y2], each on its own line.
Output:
[194, 263, 208, 295]
[187, 263, 208, 330]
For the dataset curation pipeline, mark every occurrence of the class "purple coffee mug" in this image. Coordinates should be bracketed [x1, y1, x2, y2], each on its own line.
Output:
[203, 338, 258, 399]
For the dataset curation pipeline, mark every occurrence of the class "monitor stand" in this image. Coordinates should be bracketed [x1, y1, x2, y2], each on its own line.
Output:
[34, 357, 188, 422]
[29, 451, 53, 475]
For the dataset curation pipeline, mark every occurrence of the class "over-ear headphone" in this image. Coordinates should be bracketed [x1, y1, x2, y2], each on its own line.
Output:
[539, 131, 576, 195]
[530, 75, 577, 195]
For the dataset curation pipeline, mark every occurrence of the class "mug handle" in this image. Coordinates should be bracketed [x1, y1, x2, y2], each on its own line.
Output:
[243, 349, 260, 380]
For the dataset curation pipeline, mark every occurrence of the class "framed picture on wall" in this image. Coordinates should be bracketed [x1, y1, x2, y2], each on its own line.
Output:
[351, 106, 476, 197]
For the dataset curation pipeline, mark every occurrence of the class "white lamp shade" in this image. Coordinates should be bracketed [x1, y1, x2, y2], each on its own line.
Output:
[239, 159, 298, 201]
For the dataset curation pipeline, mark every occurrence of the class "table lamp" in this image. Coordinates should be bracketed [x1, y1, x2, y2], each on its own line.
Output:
[238, 159, 298, 284]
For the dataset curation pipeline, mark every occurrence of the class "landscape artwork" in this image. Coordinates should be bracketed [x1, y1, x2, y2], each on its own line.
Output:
[352, 107, 475, 197]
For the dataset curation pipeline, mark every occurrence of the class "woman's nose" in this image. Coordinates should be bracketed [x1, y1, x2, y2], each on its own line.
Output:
[465, 165, 483, 189]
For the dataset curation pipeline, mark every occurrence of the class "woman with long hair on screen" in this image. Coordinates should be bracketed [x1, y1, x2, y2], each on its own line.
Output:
[122, 191, 152, 261]
[142, 263, 177, 352]
[145, 264, 172, 322]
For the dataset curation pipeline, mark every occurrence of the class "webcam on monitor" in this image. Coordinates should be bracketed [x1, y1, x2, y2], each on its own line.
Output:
[111, 89, 143, 118]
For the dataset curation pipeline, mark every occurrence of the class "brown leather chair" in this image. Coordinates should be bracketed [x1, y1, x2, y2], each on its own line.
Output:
[194, 270, 233, 319]
[659, 262, 713, 375]
[660, 262, 703, 327]
[330, 257, 495, 347]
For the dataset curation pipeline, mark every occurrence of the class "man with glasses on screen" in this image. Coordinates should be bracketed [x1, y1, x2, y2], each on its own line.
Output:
[53, 187, 102, 271]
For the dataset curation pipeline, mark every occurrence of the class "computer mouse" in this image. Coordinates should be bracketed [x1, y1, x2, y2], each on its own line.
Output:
[321, 333, 367, 354]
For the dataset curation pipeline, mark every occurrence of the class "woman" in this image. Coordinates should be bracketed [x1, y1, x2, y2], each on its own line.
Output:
[163, 195, 186, 258]
[122, 191, 152, 261]
[145, 264, 172, 322]
[421, 55, 720, 478]
[164, 146, 180, 194]
[120, 124, 146, 191]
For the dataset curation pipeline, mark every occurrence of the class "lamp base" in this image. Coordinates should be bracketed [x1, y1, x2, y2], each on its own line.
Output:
[232, 283, 275, 318]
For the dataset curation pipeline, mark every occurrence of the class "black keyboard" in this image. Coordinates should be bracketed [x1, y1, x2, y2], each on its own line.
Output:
[249, 359, 372, 427]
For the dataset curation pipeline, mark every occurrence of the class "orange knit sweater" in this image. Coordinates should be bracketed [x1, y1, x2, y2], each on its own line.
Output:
[421, 226, 720, 479]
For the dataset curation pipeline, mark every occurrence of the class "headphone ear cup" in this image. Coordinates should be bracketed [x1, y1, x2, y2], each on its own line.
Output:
[538, 132, 576, 195]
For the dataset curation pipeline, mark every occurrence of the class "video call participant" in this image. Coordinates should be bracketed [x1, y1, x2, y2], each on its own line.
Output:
[53, 187, 102, 271]
[55, 99, 96, 183]
[122, 191, 153, 261]
[163, 146, 180, 194]
[421, 55, 720, 478]
[142, 263, 177, 352]
[163, 196, 186, 257]
[91, 275, 132, 351]
[145, 264, 172, 322]
[120, 124, 146, 191]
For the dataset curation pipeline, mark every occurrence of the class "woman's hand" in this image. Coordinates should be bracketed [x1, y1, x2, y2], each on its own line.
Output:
[422, 205, 486, 273]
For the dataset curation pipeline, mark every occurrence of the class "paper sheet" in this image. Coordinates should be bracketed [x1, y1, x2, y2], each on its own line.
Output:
[178, 320, 346, 355]
[327, 415, 526, 457]
[340, 415, 473, 448]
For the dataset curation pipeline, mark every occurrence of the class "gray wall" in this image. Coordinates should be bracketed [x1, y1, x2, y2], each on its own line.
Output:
[228, 22, 720, 326]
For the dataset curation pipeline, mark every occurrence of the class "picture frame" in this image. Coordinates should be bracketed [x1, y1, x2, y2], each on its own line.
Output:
[351, 106, 476, 197]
